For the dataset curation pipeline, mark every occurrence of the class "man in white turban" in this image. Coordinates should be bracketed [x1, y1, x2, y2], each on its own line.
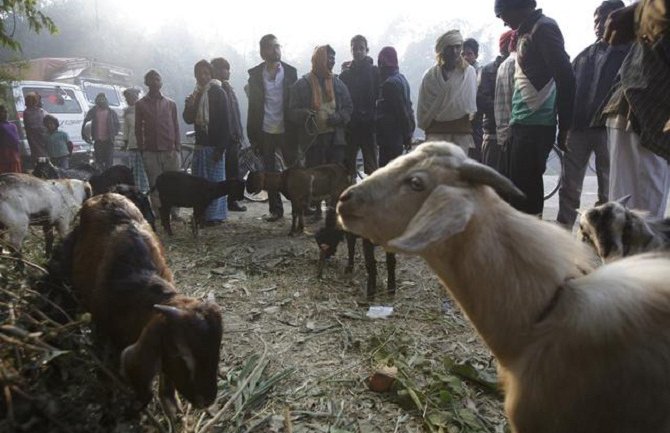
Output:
[417, 29, 477, 152]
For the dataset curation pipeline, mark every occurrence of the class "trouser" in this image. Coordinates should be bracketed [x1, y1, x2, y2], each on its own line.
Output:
[468, 116, 483, 162]
[481, 135, 507, 175]
[507, 124, 556, 216]
[94, 139, 114, 170]
[142, 150, 181, 215]
[260, 132, 285, 217]
[425, 133, 473, 155]
[305, 133, 345, 168]
[377, 128, 404, 168]
[557, 128, 609, 228]
[345, 123, 378, 176]
[52, 156, 69, 169]
[608, 127, 670, 218]
[226, 141, 243, 203]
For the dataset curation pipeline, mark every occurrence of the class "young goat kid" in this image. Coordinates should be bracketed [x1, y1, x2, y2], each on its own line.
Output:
[338, 141, 670, 433]
[315, 207, 396, 299]
[247, 164, 351, 235]
[0, 173, 91, 257]
[152, 171, 244, 236]
[579, 199, 670, 262]
[63, 193, 222, 413]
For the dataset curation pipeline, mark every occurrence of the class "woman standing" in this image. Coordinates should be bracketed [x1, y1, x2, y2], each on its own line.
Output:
[375, 47, 415, 167]
[23, 92, 48, 165]
[0, 105, 22, 174]
[183, 60, 231, 226]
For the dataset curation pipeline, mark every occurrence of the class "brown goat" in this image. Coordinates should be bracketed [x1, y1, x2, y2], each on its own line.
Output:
[67, 193, 222, 412]
[247, 164, 351, 235]
[338, 142, 670, 433]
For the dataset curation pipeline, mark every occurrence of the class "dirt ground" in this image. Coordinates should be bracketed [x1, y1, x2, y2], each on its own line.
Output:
[1, 198, 507, 433]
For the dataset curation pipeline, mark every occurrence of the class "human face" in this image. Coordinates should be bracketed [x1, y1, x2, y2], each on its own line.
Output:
[220, 67, 231, 81]
[46, 120, 57, 133]
[441, 44, 462, 68]
[145, 73, 163, 93]
[124, 92, 139, 106]
[0, 107, 7, 122]
[498, 9, 525, 30]
[594, 11, 609, 41]
[195, 66, 212, 87]
[262, 38, 282, 63]
[461, 48, 478, 66]
[351, 40, 368, 62]
[327, 51, 336, 72]
[95, 94, 108, 108]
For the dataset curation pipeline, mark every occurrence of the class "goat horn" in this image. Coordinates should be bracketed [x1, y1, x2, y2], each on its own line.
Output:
[153, 304, 187, 320]
[459, 161, 525, 200]
[616, 195, 632, 208]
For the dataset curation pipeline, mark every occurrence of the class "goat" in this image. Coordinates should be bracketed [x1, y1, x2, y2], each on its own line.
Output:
[152, 171, 245, 236]
[63, 193, 222, 412]
[247, 164, 351, 235]
[315, 207, 396, 299]
[0, 173, 91, 257]
[337, 141, 670, 433]
[32, 158, 98, 181]
[110, 184, 157, 232]
[89, 165, 135, 195]
[579, 199, 670, 262]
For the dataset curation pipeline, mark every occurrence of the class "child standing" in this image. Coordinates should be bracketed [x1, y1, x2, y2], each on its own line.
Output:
[43, 115, 72, 169]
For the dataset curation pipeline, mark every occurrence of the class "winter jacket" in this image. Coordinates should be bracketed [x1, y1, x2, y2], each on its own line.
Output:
[82, 106, 120, 142]
[376, 71, 415, 144]
[183, 84, 231, 149]
[339, 57, 379, 126]
[477, 56, 505, 136]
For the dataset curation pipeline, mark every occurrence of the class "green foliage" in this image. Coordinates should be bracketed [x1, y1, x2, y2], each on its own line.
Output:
[0, 0, 57, 51]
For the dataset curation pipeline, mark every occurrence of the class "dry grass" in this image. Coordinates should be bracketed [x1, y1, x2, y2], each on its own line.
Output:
[0, 201, 507, 433]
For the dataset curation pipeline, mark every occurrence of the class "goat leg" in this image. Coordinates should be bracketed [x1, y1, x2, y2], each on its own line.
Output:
[43, 224, 54, 257]
[192, 206, 204, 237]
[386, 252, 397, 295]
[317, 250, 326, 278]
[363, 238, 377, 299]
[159, 206, 173, 236]
[345, 233, 356, 273]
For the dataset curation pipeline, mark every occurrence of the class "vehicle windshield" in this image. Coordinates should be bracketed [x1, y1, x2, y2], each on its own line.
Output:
[83, 83, 121, 106]
[22, 87, 82, 114]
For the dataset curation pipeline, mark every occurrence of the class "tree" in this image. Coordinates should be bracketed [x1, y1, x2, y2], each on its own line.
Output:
[1, 0, 56, 51]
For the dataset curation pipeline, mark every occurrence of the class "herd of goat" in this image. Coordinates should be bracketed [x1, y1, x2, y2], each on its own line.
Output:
[1, 142, 670, 432]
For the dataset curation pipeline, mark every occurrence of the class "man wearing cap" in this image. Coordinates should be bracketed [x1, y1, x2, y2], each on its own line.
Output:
[494, 0, 576, 216]
[556, 1, 630, 229]
[417, 30, 477, 153]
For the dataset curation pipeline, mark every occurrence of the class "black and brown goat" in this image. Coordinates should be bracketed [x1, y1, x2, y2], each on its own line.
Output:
[247, 164, 351, 235]
[315, 207, 396, 299]
[65, 193, 223, 411]
[88, 165, 135, 195]
[152, 171, 245, 236]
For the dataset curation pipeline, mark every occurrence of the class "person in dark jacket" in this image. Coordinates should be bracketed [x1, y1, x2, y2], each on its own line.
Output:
[212, 57, 247, 212]
[339, 35, 380, 176]
[289, 45, 353, 169]
[82, 93, 120, 170]
[479, 30, 514, 171]
[247, 34, 299, 221]
[495, 0, 576, 217]
[183, 59, 231, 224]
[556, 0, 630, 229]
[375, 46, 415, 167]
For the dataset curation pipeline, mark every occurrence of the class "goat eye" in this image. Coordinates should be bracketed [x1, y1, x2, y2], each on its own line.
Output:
[407, 176, 424, 192]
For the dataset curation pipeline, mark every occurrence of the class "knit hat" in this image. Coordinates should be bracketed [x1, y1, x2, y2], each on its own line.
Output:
[494, 0, 537, 16]
[378, 46, 399, 68]
[435, 30, 464, 54]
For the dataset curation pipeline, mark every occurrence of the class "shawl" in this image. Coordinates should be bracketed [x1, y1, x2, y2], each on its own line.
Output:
[195, 79, 222, 133]
[417, 64, 477, 130]
[309, 46, 335, 110]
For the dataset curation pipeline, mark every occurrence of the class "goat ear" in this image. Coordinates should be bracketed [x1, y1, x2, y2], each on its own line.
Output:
[176, 338, 196, 378]
[389, 185, 474, 253]
[120, 322, 164, 405]
[616, 195, 632, 208]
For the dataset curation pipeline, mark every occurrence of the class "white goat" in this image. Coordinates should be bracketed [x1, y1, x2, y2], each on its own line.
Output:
[337, 141, 670, 433]
[580, 199, 670, 262]
[0, 173, 91, 256]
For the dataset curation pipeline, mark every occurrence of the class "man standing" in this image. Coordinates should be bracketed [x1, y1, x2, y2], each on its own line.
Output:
[417, 30, 477, 154]
[463, 37, 483, 161]
[135, 69, 181, 217]
[122, 88, 150, 193]
[247, 34, 298, 222]
[289, 45, 353, 169]
[602, 0, 670, 218]
[212, 57, 247, 212]
[479, 31, 514, 170]
[339, 35, 380, 176]
[82, 93, 120, 170]
[557, 1, 629, 229]
[495, 0, 576, 216]
[462, 38, 481, 71]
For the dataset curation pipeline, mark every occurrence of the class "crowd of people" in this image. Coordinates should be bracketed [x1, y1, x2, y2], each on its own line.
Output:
[1, 0, 668, 227]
